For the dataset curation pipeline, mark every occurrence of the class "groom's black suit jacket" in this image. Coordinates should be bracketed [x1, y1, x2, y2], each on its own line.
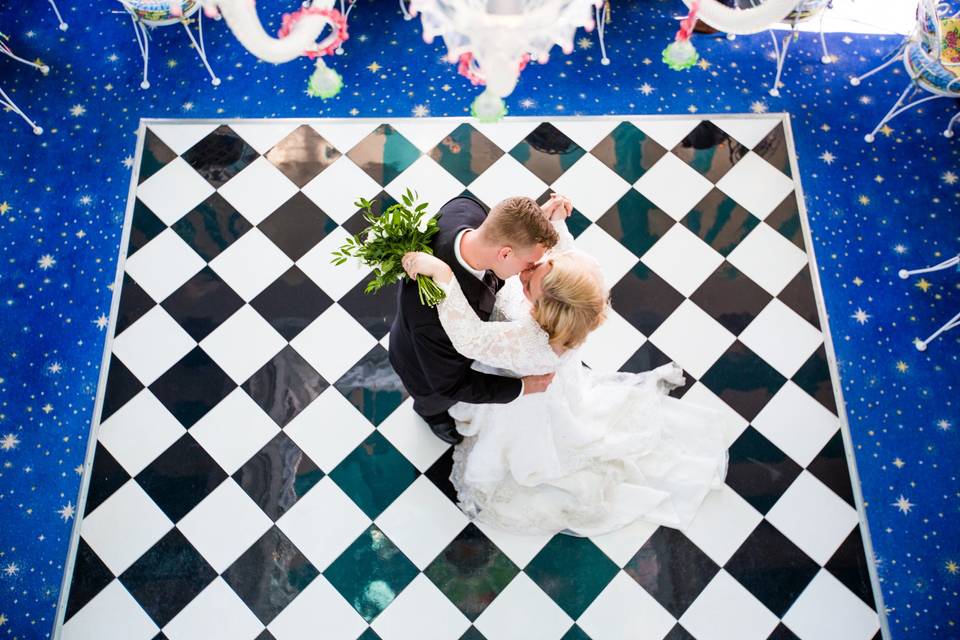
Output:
[388, 196, 523, 421]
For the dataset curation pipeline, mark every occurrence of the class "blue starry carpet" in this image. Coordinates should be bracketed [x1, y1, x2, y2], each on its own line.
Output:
[0, 1, 957, 638]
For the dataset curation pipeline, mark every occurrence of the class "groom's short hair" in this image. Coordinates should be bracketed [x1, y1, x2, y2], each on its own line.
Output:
[483, 197, 559, 250]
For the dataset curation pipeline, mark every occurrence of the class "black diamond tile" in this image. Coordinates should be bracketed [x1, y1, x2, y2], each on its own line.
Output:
[764, 191, 804, 250]
[258, 191, 338, 261]
[806, 429, 855, 507]
[425, 447, 458, 503]
[590, 121, 667, 183]
[347, 124, 421, 185]
[610, 263, 685, 336]
[724, 519, 819, 617]
[752, 122, 792, 178]
[625, 527, 720, 617]
[536, 191, 592, 238]
[429, 123, 504, 186]
[777, 266, 820, 330]
[681, 188, 759, 257]
[690, 262, 773, 336]
[139, 128, 178, 184]
[425, 522, 519, 621]
[255, 631, 277, 640]
[338, 275, 399, 340]
[334, 345, 408, 426]
[357, 629, 383, 640]
[324, 524, 418, 622]
[342, 192, 400, 237]
[115, 273, 156, 336]
[825, 528, 877, 609]
[64, 538, 115, 621]
[264, 124, 342, 188]
[595, 190, 675, 258]
[134, 433, 228, 522]
[509, 123, 585, 184]
[671, 121, 748, 182]
[223, 526, 319, 625]
[460, 628, 488, 640]
[725, 426, 803, 514]
[329, 430, 419, 519]
[619, 343, 693, 399]
[99, 356, 144, 422]
[250, 266, 333, 341]
[171, 192, 253, 262]
[84, 445, 131, 514]
[233, 431, 324, 521]
[664, 625, 697, 640]
[792, 344, 838, 415]
[128, 199, 167, 257]
[700, 341, 787, 422]
[119, 528, 217, 627]
[149, 347, 237, 429]
[560, 625, 591, 640]
[242, 345, 328, 428]
[525, 535, 619, 619]
[182, 124, 259, 188]
[768, 623, 802, 640]
[160, 266, 245, 342]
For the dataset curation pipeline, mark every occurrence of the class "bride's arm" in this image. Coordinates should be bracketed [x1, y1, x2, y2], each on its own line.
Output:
[543, 193, 576, 252]
[403, 253, 560, 374]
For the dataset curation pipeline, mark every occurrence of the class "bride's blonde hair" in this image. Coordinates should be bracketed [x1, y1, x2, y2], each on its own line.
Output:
[531, 252, 609, 350]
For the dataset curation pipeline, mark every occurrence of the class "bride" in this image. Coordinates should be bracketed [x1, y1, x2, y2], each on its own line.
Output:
[401, 195, 729, 537]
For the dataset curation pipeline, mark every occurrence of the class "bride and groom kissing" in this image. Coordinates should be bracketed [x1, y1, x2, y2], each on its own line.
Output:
[388, 193, 730, 537]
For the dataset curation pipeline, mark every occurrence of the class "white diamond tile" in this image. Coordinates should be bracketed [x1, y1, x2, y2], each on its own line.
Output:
[208, 228, 294, 302]
[766, 471, 859, 565]
[229, 122, 301, 154]
[124, 228, 206, 303]
[649, 301, 736, 379]
[589, 518, 659, 568]
[727, 223, 808, 296]
[217, 156, 299, 226]
[579, 308, 646, 373]
[389, 119, 462, 153]
[378, 398, 449, 472]
[475, 521, 553, 570]
[466, 153, 548, 208]
[634, 153, 714, 221]
[630, 118, 701, 149]
[290, 304, 377, 384]
[297, 226, 373, 301]
[712, 117, 781, 149]
[384, 155, 466, 212]
[80, 480, 174, 575]
[577, 572, 676, 640]
[371, 574, 471, 640]
[267, 575, 368, 640]
[752, 381, 839, 468]
[471, 120, 541, 152]
[177, 479, 273, 573]
[301, 154, 382, 224]
[284, 387, 375, 473]
[679, 570, 779, 640]
[782, 570, 880, 640]
[573, 224, 640, 287]
[162, 577, 264, 640]
[136, 157, 215, 225]
[200, 305, 286, 384]
[716, 151, 795, 220]
[678, 382, 750, 447]
[111, 306, 196, 386]
[97, 389, 187, 476]
[682, 484, 763, 566]
[739, 299, 822, 378]
[276, 476, 371, 572]
[375, 476, 469, 569]
[474, 573, 572, 640]
[61, 580, 159, 640]
[550, 153, 631, 221]
[188, 388, 281, 475]
[308, 120, 382, 155]
[148, 123, 219, 155]
[552, 119, 621, 152]
[640, 224, 724, 297]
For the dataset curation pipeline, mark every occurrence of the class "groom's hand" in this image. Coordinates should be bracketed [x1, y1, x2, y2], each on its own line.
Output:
[521, 372, 555, 395]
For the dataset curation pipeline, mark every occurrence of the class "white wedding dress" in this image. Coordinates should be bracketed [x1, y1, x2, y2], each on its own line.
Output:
[435, 222, 730, 537]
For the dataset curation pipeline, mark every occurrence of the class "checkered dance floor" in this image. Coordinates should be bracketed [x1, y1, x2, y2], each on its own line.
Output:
[58, 116, 883, 640]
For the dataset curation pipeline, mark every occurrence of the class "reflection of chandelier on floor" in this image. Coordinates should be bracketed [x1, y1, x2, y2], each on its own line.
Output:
[409, 0, 603, 121]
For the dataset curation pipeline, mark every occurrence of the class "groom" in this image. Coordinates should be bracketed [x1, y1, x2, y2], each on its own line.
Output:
[389, 195, 560, 444]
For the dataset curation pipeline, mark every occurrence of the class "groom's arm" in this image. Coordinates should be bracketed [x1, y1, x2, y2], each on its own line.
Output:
[413, 323, 523, 404]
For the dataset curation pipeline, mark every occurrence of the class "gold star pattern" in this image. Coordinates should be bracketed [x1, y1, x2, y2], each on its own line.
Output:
[896, 361, 909, 373]
[893, 457, 905, 468]
[880, 124, 894, 137]
[853, 276, 863, 286]
[366, 61, 382, 72]
[697, 58, 711, 70]
[915, 278, 931, 292]
[858, 195, 870, 205]
[947, 560, 959, 575]
[0, 202, 10, 214]
[892, 495, 914, 514]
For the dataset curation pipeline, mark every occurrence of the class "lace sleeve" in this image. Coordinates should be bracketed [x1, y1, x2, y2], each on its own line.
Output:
[436, 277, 560, 375]
[552, 218, 576, 252]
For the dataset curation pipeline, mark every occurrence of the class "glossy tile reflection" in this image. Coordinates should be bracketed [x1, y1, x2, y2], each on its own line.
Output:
[182, 125, 259, 188]
[265, 124, 341, 188]
[171, 192, 253, 262]
[682, 189, 759, 256]
[591, 121, 667, 183]
[233, 432, 324, 520]
[347, 124, 420, 185]
[134, 433, 228, 522]
[525, 535, 619, 619]
[329, 430, 418, 520]
[334, 345, 407, 425]
[671, 121, 747, 182]
[596, 190, 675, 257]
[242, 345, 328, 428]
[509, 122, 585, 184]
[429, 123, 504, 185]
[250, 266, 333, 341]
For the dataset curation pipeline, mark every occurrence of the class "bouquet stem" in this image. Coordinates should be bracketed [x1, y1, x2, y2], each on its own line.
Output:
[416, 274, 446, 307]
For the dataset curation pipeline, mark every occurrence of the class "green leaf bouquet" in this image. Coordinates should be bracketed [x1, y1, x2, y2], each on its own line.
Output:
[331, 188, 446, 307]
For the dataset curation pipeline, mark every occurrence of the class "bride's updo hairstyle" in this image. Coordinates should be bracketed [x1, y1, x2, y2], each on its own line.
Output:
[531, 252, 609, 350]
